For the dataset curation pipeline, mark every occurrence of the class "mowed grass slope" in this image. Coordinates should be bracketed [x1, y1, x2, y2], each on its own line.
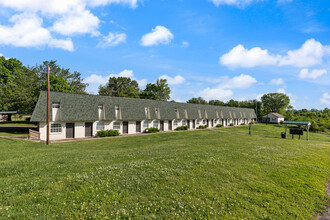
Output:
[0, 127, 329, 219]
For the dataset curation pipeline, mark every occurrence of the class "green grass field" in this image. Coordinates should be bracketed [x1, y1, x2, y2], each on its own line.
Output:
[0, 121, 37, 127]
[0, 125, 329, 219]
[0, 132, 29, 136]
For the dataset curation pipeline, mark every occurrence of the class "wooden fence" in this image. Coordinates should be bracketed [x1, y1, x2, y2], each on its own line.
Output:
[29, 129, 40, 140]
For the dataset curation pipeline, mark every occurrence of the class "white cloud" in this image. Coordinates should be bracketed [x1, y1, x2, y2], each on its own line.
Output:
[256, 93, 263, 100]
[0, 13, 74, 51]
[270, 78, 284, 85]
[299, 68, 327, 79]
[198, 74, 257, 100]
[97, 32, 126, 47]
[210, 0, 263, 8]
[159, 75, 185, 85]
[320, 93, 330, 104]
[141, 26, 174, 46]
[0, 0, 139, 50]
[220, 39, 330, 68]
[51, 7, 100, 36]
[279, 39, 330, 67]
[221, 74, 257, 89]
[198, 87, 233, 100]
[220, 44, 279, 68]
[182, 41, 189, 48]
[277, 88, 286, 94]
[137, 79, 147, 87]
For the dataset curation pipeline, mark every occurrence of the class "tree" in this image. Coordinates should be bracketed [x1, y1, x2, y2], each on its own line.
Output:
[32, 60, 88, 94]
[0, 57, 39, 114]
[41, 75, 75, 93]
[140, 79, 171, 101]
[99, 77, 140, 98]
[209, 100, 225, 106]
[187, 97, 208, 105]
[261, 93, 290, 114]
[226, 99, 239, 107]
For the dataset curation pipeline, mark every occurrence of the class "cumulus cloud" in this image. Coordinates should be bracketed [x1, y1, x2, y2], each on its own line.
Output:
[182, 41, 189, 48]
[159, 75, 185, 85]
[220, 39, 330, 68]
[141, 26, 174, 46]
[210, 0, 262, 8]
[97, 32, 126, 47]
[0, 13, 74, 51]
[198, 74, 257, 100]
[277, 88, 286, 94]
[299, 68, 327, 79]
[320, 92, 330, 104]
[220, 44, 279, 68]
[270, 78, 284, 85]
[0, 0, 139, 50]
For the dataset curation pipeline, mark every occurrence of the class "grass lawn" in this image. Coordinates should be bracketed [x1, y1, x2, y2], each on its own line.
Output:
[0, 121, 37, 127]
[221, 123, 330, 142]
[0, 127, 329, 219]
[0, 132, 29, 136]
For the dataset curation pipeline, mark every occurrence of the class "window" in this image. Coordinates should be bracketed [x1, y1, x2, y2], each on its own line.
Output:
[196, 120, 200, 125]
[145, 107, 149, 119]
[52, 102, 60, 108]
[113, 121, 120, 130]
[50, 123, 62, 133]
[96, 122, 104, 131]
[143, 121, 149, 128]
[98, 104, 103, 110]
[153, 120, 158, 128]
[182, 120, 187, 126]
[174, 120, 178, 126]
[175, 108, 179, 118]
[115, 105, 120, 120]
[203, 120, 206, 124]
[214, 119, 217, 124]
[155, 108, 158, 116]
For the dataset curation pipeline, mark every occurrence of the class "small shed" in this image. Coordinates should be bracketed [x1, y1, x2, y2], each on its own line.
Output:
[262, 113, 284, 124]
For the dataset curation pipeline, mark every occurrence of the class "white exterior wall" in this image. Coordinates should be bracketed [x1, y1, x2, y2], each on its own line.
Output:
[128, 121, 135, 134]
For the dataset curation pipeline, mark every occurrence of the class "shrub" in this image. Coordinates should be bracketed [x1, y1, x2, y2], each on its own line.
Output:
[249, 121, 255, 125]
[198, 125, 208, 129]
[240, 123, 245, 125]
[229, 123, 234, 126]
[216, 124, 223, 127]
[25, 117, 31, 121]
[108, 129, 119, 136]
[175, 125, 188, 131]
[144, 127, 160, 133]
[97, 130, 108, 137]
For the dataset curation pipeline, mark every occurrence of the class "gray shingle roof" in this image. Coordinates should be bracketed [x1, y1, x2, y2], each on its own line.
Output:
[31, 91, 257, 122]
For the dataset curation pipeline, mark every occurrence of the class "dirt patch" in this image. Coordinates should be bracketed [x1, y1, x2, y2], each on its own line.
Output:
[317, 180, 330, 220]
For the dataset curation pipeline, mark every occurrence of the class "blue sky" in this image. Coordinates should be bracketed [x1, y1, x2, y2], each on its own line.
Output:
[0, 0, 329, 109]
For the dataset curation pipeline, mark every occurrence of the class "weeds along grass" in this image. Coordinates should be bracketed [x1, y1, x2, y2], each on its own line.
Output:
[0, 128, 329, 219]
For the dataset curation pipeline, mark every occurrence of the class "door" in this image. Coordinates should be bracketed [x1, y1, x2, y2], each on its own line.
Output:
[207, 119, 209, 127]
[136, 121, 141, 133]
[123, 121, 128, 134]
[66, 123, 74, 139]
[187, 120, 190, 129]
[211, 120, 214, 127]
[85, 122, 92, 137]
[160, 121, 164, 131]
[192, 120, 195, 128]
[168, 120, 172, 130]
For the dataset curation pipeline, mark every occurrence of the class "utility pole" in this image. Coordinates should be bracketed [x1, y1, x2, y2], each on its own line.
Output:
[46, 65, 50, 145]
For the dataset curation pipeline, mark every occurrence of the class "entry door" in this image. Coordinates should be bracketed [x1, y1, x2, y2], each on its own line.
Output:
[211, 120, 213, 127]
[136, 121, 141, 133]
[192, 120, 195, 128]
[168, 120, 172, 130]
[85, 122, 92, 137]
[123, 121, 129, 134]
[66, 123, 75, 139]
[160, 121, 164, 131]
[187, 120, 190, 128]
[207, 119, 209, 127]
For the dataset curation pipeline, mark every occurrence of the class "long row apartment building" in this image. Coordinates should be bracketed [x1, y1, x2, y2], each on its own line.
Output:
[31, 91, 257, 141]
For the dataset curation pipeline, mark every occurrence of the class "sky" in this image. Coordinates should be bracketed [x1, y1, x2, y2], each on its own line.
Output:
[0, 0, 329, 109]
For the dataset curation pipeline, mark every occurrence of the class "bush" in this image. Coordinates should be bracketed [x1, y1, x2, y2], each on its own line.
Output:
[108, 129, 119, 136]
[249, 121, 255, 125]
[25, 117, 31, 121]
[97, 129, 120, 137]
[97, 130, 108, 137]
[240, 123, 245, 125]
[229, 123, 234, 126]
[216, 124, 223, 127]
[144, 127, 160, 133]
[198, 125, 208, 129]
[175, 125, 188, 131]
